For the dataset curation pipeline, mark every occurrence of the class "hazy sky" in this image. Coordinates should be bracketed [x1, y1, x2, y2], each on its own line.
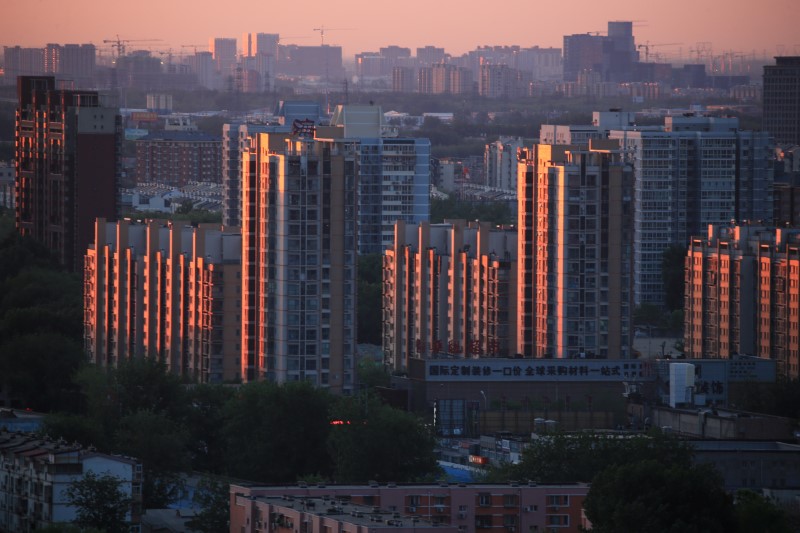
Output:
[1, 0, 797, 61]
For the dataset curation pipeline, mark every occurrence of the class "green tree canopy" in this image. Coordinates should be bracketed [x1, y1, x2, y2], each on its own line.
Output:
[328, 397, 440, 483]
[583, 460, 736, 533]
[222, 381, 334, 482]
[486, 430, 693, 483]
[186, 476, 230, 533]
[64, 471, 132, 533]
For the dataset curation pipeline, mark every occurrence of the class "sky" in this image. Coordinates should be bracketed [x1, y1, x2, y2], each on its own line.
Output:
[1, 0, 797, 62]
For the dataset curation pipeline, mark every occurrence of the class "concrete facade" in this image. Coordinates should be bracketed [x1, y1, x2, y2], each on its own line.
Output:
[230, 483, 589, 533]
[0, 430, 141, 533]
[83, 218, 242, 383]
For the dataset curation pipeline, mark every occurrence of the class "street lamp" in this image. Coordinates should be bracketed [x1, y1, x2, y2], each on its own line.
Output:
[480, 390, 488, 410]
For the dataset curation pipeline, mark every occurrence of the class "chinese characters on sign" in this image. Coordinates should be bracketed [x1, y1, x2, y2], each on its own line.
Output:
[426, 360, 645, 382]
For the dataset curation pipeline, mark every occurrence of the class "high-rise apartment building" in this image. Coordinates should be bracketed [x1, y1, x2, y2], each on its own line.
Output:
[210, 37, 237, 80]
[383, 220, 517, 373]
[221, 101, 323, 227]
[610, 116, 773, 306]
[484, 137, 523, 192]
[44, 43, 96, 86]
[329, 105, 431, 254]
[83, 219, 242, 383]
[240, 129, 358, 392]
[392, 66, 415, 93]
[517, 141, 635, 359]
[3, 47, 45, 82]
[563, 21, 638, 82]
[685, 224, 800, 378]
[15, 76, 119, 272]
[430, 63, 473, 95]
[479, 62, 518, 98]
[763, 56, 800, 146]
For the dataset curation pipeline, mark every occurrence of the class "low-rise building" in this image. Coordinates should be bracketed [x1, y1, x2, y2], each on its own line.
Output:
[0, 430, 141, 533]
[230, 483, 589, 533]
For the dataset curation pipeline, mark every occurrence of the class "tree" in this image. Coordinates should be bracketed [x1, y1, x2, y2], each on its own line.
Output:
[492, 430, 693, 483]
[222, 381, 334, 482]
[64, 471, 132, 533]
[583, 460, 736, 533]
[328, 397, 440, 482]
[186, 476, 230, 533]
[734, 489, 792, 533]
[114, 409, 191, 508]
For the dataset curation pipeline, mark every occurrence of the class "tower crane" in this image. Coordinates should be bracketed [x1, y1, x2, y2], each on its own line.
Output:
[102, 35, 163, 59]
[312, 26, 353, 46]
[637, 42, 682, 63]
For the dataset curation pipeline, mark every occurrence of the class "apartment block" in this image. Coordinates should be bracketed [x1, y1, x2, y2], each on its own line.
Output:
[685, 224, 800, 378]
[517, 141, 635, 359]
[484, 137, 523, 192]
[0, 430, 142, 533]
[763, 57, 800, 146]
[231, 483, 589, 533]
[240, 130, 358, 392]
[83, 218, 242, 383]
[478, 62, 519, 98]
[222, 101, 323, 227]
[610, 115, 773, 306]
[383, 220, 517, 373]
[134, 130, 222, 186]
[15, 76, 119, 272]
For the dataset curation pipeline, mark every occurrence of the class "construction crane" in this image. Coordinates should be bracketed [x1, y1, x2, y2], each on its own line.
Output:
[312, 26, 353, 46]
[102, 35, 163, 59]
[637, 42, 682, 63]
[180, 44, 207, 54]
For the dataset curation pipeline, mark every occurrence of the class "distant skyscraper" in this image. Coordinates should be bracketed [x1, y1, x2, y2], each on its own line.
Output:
[392, 66, 415, 93]
[15, 76, 119, 272]
[563, 20, 638, 82]
[210, 37, 237, 80]
[517, 141, 635, 359]
[135, 130, 222, 186]
[416, 46, 447, 66]
[479, 62, 519, 98]
[763, 56, 800, 146]
[3, 47, 45, 82]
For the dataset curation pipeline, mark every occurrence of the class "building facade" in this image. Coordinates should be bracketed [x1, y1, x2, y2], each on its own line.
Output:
[134, 131, 222, 187]
[684, 224, 800, 378]
[517, 141, 635, 359]
[0, 430, 142, 533]
[15, 76, 119, 272]
[610, 116, 773, 306]
[240, 129, 358, 392]
[221, 101, 323, 227]
[763, 57, 800, 146]
[484, 137, 523, 192]
[383, 220, 517, 373]
[230, 483, 589, 533]
[329, 105, 431, 255]
[83, 218, 242, 383]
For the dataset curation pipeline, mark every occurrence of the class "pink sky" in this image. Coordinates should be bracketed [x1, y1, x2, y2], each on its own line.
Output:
[1, 0, 796, 61]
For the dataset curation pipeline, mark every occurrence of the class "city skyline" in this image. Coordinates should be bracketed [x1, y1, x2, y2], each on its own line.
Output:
[1, 0, 796, 61]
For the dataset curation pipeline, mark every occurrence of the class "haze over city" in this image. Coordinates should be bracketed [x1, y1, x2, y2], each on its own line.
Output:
[1, 0, 797, 59]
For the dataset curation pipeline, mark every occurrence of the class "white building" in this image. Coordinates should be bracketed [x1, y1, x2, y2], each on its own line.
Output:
[0, 430, 141, 532]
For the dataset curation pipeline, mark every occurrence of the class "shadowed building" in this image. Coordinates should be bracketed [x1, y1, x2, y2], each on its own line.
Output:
[15, 76, 119, 272]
